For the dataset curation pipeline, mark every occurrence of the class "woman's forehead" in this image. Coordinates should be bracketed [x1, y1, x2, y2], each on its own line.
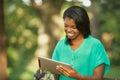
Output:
[64, 17, 75, 25]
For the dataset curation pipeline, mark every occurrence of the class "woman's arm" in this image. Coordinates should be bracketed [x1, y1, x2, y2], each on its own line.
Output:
[78, 64, 105, 80]
[56, 64, 105, 80]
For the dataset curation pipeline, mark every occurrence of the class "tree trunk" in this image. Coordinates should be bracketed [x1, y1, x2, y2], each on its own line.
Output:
[0, 0, 10, 80]
[31, 0, 64, 58]
[89, 1, 100, 38]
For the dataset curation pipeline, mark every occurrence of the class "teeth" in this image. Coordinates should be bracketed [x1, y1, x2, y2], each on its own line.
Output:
[67, 33, 74, 36]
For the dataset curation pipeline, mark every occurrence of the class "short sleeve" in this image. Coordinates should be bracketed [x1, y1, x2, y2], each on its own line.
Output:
[93, 41, 110, 74]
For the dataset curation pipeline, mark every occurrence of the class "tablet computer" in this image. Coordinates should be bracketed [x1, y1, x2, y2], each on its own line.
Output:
[38, 56, 71, 74]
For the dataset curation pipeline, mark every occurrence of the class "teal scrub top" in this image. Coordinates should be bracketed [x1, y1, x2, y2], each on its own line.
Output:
[52, 35, 110, 80]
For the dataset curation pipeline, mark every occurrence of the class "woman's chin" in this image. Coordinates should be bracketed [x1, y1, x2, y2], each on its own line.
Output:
[67, 36, 74, 39]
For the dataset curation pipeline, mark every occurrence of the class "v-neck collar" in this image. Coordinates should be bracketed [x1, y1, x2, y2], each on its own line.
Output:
[68, 38, 86, 53]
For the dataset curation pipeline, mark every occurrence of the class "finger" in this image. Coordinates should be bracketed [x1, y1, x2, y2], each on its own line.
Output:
[60, 65, 72, 73]
[59, 65, 72, 71]
[57, 66, 70, 77]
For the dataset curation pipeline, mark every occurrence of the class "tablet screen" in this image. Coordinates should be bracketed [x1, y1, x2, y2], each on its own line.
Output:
[38, 56, 71, 74]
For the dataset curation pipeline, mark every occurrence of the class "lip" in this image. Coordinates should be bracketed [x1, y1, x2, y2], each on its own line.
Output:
[67, 33, 74, 37]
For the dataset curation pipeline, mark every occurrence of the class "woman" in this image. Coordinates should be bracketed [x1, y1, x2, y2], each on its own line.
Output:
[52, 6, 110, 80]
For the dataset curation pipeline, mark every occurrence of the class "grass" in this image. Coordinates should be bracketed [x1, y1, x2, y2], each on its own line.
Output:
[105, 66, 120, 78]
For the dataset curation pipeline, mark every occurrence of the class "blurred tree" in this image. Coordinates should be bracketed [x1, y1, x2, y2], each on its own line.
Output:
[100, 0, 120, 65]
[30, 0, 65, 57]
[89, 1, 101, 38]
[0, 0, 10, 80]
[4, 0, 39, 79]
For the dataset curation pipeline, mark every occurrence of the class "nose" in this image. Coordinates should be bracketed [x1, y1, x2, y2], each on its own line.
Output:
[66, 27, 72, 32]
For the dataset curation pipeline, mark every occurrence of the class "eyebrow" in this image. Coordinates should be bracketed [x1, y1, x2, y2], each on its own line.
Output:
[64, 23, 76, 27]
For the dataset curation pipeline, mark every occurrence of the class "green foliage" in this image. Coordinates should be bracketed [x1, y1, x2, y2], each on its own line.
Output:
[105, 66, 120, 78]
[100, 0, 120, 65]
[4, 0, 40, 79]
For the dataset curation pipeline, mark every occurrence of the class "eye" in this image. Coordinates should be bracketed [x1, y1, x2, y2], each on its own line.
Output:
[72, 26, 77, 29]
[64, 24, 68, 28]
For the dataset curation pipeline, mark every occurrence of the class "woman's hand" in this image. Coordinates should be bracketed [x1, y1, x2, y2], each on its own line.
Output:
[56, 64, 105, 80]
[56, 65, 82, 79]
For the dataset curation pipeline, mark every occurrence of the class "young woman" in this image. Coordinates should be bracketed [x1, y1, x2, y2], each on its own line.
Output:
[52, 6, 110, 80]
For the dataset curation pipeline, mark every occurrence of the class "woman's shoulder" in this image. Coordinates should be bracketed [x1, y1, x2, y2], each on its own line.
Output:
[87, 35, 102, 45]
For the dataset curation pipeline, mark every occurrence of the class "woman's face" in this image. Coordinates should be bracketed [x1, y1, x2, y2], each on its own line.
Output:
[64, 17, 81, 40]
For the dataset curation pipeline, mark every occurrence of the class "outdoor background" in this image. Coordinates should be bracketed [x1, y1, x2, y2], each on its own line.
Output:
[0, 0, 120, 80]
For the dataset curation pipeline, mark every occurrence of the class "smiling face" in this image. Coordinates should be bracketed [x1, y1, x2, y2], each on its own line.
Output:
[64, 17, 81, 40]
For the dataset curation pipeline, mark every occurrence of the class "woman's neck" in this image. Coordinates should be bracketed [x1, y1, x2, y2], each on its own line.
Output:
[70, 35, 84, 50]
[71, 35, 84, 45]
